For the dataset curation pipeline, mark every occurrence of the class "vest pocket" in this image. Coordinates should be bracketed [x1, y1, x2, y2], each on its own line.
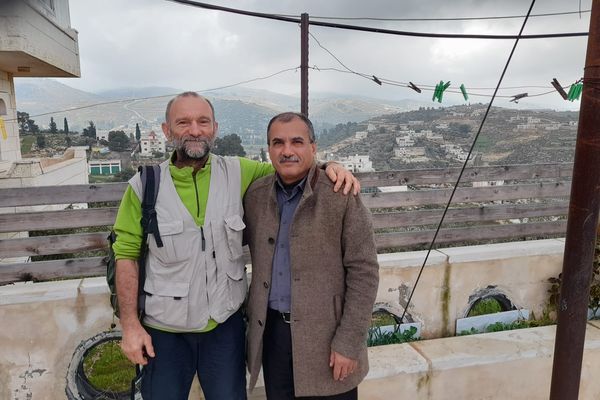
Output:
[224, 215, 246, 261]
[148, 221, 189, 265]
[226, 268, 247, 311]
[144, 278, 189, 328]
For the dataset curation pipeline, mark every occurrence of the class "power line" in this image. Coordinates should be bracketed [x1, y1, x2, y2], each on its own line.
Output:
[307, 30, 573, 101]
[167, 0, 588, 40]
[400, 0, 538, 323]
[6, 67, 299, 123]
[281, 9, 591, 22]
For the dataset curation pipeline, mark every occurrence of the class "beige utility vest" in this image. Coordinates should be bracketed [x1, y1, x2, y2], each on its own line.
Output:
[129, 155, 247, 331]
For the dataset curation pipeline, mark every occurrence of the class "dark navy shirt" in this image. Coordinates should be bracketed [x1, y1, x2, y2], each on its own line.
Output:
[268, 174, 307, 312]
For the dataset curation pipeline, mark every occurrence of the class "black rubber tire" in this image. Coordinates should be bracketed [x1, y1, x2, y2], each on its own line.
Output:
[65, 330, 139, 400]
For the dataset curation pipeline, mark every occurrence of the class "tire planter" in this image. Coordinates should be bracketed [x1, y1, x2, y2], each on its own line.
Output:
[65, 330, 140, 400]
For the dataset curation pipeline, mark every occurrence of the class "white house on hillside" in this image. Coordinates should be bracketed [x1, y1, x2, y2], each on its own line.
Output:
[140, 131, 166, 156]
[332, 154, 374, 172]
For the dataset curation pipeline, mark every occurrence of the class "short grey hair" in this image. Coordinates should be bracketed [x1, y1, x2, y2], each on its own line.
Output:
[267, 112, 315, 143]
[164, 92, 215, 122]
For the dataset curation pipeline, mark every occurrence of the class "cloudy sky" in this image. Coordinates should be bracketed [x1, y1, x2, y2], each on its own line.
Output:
[56, 0, 593, 110]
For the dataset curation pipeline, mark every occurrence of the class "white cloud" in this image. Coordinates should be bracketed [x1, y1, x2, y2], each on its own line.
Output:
[57, 0, 593, 110]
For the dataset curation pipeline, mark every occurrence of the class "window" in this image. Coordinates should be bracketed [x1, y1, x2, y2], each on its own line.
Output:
[39, 0, 55, 11]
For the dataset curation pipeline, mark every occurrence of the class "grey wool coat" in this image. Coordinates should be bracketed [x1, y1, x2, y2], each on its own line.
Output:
[243, 163, 379, 397]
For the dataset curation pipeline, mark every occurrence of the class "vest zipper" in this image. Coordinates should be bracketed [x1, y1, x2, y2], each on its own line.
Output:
[193, 174, 200, 219]
[192, 171, 210, 312]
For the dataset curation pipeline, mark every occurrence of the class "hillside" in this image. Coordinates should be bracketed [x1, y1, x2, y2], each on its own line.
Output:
[14, 79, 425, 144]
[324, 104, 579, 170]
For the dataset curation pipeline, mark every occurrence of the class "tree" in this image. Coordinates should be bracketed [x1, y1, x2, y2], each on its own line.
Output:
[107, 130, 131, 152]
[82, 121, 97, 138]
[259, 147, 268, 162]
[36, 135, 46, 149]
[17, 112, 29, 133]
[65, 135, 72, 147]
[49, 117, 58, 134]
[135, 123, 141, 141]
[63, 117, 69, 135]
[213, 134, 246, 157]
[17, 111, 39, 134]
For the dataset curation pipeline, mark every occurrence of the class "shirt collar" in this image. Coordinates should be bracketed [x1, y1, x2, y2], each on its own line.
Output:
[169, 151, 212, 168]
[275, 174, 307, 197]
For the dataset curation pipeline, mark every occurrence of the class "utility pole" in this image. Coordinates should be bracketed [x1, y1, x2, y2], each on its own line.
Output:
[550, 1, 600, 398]
[300, 13, 309, 117]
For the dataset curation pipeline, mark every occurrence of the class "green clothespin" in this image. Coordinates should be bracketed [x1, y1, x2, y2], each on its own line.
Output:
[567, 82, 583, 101]
[432, 81, 451, 103]
[460, 84, 469, 101]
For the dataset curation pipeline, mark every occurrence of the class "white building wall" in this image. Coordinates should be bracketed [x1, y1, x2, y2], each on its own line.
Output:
[0, 71, 20, 161]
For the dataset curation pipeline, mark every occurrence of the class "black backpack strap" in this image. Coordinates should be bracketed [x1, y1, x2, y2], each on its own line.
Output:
[139, 165, 162, 248]
[137, 164, 162, 317]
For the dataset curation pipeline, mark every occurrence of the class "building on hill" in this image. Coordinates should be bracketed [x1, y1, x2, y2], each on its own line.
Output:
[396, 136, 415, 147]
[140, 130, 166, 157]
[338, 154, 374, 172]
[323, 153, 374, 172]
[88, 159, 122, 175]
[96, 130, 109, 141]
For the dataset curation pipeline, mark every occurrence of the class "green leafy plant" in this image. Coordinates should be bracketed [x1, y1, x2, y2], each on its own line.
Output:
[467, 298, 503, 317]
[547, 234, 600, 318]
[459, 320, 532, 336]
[368, 325, 419, 347]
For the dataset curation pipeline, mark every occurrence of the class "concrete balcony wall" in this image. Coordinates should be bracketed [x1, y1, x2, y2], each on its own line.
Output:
[0, 240, 571, 398]
[376, 238, 565, 338]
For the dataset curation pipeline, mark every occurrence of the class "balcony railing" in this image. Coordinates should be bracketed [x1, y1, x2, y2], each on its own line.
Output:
[0, 162, 572, 285]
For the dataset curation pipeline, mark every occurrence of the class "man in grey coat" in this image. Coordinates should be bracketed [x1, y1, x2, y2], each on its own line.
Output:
[244, 112, 379, 399]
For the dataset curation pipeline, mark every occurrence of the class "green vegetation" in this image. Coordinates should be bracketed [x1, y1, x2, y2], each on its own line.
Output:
[368, 310, 419, 346]
[371, 310, 397, 327]
[83, 339, 135, 393]
[547, 234, 600, 318]
[214, 133, 246, 157]
[20, 135, 36, 153]
[368, 326, 419, 347]
[467, 298, 503, 317]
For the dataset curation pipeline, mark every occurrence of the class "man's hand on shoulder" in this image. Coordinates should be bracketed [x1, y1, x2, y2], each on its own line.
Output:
[121, 320, 155, 365]
[324, 162, 361, 195]
[329, 350, 358, 381]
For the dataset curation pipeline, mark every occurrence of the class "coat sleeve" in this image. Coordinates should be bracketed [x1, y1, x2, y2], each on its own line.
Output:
[330, 193, 379, 359]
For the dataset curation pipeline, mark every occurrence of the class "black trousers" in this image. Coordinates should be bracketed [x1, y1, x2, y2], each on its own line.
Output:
[262, 308, 358, 400]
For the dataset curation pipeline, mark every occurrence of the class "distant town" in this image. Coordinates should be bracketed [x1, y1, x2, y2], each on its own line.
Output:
[17, 100, 579, 181]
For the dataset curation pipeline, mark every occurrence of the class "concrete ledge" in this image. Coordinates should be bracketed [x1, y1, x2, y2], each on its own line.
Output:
[360, 323, 600, 399]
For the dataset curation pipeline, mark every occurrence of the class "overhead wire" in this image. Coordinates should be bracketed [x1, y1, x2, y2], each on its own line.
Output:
[281, 9, 591, 22]
[307, 30, 574, 100]
[6, 66, 300, 123]
[166, 0, 588, 40]
[399, 0, 538, 323]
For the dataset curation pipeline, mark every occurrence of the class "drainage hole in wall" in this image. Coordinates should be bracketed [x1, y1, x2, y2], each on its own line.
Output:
[467, 294, 513, 317]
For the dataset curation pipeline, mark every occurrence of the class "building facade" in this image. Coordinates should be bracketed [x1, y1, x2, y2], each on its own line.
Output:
[140, 130, 166, 157]
[0, 0, 80, 162]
